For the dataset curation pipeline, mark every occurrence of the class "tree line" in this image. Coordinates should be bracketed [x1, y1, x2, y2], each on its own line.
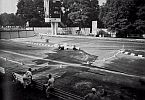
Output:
[15, 0, 101, 28]
[0, 13, 25, 27]
[0, 0, 144, 37]
[99, 0, 145, 37]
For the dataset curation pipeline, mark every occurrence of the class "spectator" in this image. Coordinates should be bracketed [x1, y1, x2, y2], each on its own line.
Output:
[84, 88, 100, 100]
[73, 45, 77, 50]
[44, 74, 55, 98]
[23, 68, 32, 88]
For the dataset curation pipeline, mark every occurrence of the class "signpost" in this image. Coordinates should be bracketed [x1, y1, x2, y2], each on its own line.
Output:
[44, 0, 61, 35]
[92, 21, 98, 35]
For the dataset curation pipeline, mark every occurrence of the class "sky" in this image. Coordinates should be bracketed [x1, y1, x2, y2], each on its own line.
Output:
[0, 0, 106, 14]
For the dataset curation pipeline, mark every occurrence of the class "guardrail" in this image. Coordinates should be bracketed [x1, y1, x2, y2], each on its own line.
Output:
[0, 29, 34, 39]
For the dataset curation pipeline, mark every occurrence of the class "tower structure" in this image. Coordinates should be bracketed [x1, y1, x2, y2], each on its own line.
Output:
[44, 0, 61, 35]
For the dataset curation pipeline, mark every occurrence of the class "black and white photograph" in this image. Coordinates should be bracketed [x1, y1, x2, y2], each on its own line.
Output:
[0, 0, 145, 100]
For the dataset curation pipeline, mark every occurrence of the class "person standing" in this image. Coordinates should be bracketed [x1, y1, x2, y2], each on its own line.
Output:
[23, 68, 32, 88]
[44, 74, 55, 98]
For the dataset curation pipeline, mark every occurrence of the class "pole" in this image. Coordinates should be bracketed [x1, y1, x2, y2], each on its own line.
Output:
[54, 22, 58, 35]
[51, 22, 58, 35]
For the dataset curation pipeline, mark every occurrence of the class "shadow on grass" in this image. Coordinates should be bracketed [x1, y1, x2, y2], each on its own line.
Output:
[55, 72, 145, 100]
[32, 59, 59, 65]
[105, 58, 145, 76]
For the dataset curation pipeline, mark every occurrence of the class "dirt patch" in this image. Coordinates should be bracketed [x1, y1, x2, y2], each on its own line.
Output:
[32, 59, 59, 65]
[45, 49, 97, 64]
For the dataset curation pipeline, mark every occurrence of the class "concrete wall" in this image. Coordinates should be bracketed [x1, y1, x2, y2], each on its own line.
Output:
[0, 32, 11, 39]
[19, 31, 27, 38]
[0, 30, 34, 39]
[10, 31, 19, 38]
[81, 28, 90, 35]
[34, 27, 51, 35]
[33, 27, 80, 35]
[58, 27, 79, 35]
[32, 27, 117, 37]
[26, 31, 34, 37]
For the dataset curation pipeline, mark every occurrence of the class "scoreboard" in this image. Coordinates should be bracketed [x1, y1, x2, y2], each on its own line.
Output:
[44, 0, 61, 22]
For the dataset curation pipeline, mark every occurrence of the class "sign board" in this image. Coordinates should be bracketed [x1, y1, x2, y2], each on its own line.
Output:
[92, 21, 98, 35]
[44, 0, 61, 22]
[45, 18, 61, 22]
[0, 67, 5, 74]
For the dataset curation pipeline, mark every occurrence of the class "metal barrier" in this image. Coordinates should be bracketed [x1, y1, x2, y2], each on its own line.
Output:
[0, 29, 34, 39]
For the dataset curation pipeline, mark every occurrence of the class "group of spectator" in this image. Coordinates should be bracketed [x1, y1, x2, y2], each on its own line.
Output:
[58, 44, 79, 50]
[22, 68, 105, 100]
[22, 68, 55, 98]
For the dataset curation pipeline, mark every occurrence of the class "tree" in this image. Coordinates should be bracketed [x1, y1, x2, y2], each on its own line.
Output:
[16, 0, 99, 28]
[32, 0, 45, 26]
[16, 0, 35, 23]
[0, 13, 9, 26]
[62, 0, 99, 28]
[16, 0, 50, 27]
[0, 13, 25, 27]
[99, 0, 145, 37]
[134, 0, 145, 35]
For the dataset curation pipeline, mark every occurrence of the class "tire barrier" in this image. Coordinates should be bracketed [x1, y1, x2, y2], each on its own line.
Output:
[121, 49, 145, 58]
[25, 41, 53, 47]
[25, 41, 80, 50]
[0, 30, 34, 39]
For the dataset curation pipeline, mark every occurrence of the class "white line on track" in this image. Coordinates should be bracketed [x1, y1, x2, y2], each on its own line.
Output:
[0, 57, 23, 65]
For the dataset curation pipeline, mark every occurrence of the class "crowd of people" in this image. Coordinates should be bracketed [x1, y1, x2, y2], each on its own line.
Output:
[22, 68, 107, 100]
[22, 68, 55, 98]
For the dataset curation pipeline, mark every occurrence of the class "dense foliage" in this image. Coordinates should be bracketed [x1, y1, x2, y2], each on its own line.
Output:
[99, 0, 145, 37]
[0, 13, 25, 27]
[16, 0, 99, 28]
[16, 0, 49, 27]
[1, 0, 144, 38]
[62, 0, 99, 28]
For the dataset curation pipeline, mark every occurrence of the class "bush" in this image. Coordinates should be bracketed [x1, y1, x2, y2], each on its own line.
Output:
[97, 30, 110, 37]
